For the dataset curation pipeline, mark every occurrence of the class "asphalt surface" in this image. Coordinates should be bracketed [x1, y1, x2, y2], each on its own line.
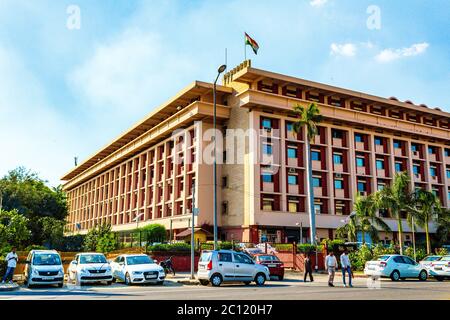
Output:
[1, 273, 449, 300]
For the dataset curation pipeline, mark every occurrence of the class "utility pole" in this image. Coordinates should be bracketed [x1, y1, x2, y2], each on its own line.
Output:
[190, 182, 196, 280]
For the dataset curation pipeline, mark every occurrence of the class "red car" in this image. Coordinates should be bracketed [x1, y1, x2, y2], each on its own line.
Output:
[254, 254, 285, 280]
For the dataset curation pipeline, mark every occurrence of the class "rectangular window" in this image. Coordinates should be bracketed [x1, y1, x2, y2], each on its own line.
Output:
[334, 179, 343, 189]
[311, 150, 321, 161]
[447, 169, 450, 179]
[445, 149, 450, 157]
[262, 118, 272, 129]
[288, 202, 298, 213]
[376, 159, 385, 170]
[428, 147, 435, 154]
[288, 175, 298, 185]
[286, 122, 294, 132]
[356, 157, 365, 167]
[375, 137, 383, 145]
[355, 134, 363, 143]
[332, 130, 343, 139]
[430, 167, 437, 177]
[411, 143, 419, 152]
[357, 181, 366, 192]
[333, 153, 343, 164]
[413, 165, 420, 175]
[314, 204, 322, 214]
[287, 147, 297, 158]
[312, 177, 322, 188]
[262, 144, 273, 155]
[393, 140, 401, 149]
[262, 173, 274, 183]
[395, 162, 402, 172]
[262, 199, 274, 211]
[448, 191, 450, 200]
[377, 183, 385, 191]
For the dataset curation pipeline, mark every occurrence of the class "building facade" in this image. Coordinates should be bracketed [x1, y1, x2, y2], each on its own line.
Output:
[62, 60, 450, 245]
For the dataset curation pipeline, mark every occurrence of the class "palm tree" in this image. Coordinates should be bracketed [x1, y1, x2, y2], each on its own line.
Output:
[413, 189, 442, 254]
[293, 103, 322, 245]
[336, 194, 390, 243]
[376, 172, 414, 255]
[336, 213, 358, 242]
[436, 208, 450, 246]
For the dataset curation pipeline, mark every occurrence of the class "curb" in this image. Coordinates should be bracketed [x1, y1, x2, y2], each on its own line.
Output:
[176, 279, 200, 286]
[0, 284, 20, 292]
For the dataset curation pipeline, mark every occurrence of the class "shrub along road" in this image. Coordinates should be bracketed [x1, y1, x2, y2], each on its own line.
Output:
[0, 273, 449, 300]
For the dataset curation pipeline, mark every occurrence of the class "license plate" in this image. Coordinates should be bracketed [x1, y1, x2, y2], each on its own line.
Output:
[368, 267, 375, 270]
[268, 264, 277, 268]
[145, 275, 157, 279]
[46, 277, 54, 281]
[199, 265, 205, 269]
[434, 267, 442, 270]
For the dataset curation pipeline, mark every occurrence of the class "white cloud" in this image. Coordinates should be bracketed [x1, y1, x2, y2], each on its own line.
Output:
[67, 28, 196, 117]
[330, 43, 357, 57]
[310, 0, 328, 7]
[375, 42, 429, 63]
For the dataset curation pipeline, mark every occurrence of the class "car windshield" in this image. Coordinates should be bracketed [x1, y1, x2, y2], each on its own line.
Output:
[199, 252, 212, 262]
[126, 256, 153, 265]
[423, 256, 441, 262]
[440, 256, 450, 261]
[79, 254, 107, 264]
[258, 255, 274, 262]
[375, 255, 390, 261]
[33, 253, 61, 266]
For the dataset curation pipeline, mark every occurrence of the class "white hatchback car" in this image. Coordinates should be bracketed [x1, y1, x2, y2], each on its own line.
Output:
[24, 250, 64, 288]
[197, 250, 270, 286]
[428, 255, 450, 281]
[110, 254, 165, 285]
[68, 253, 113, 285]
[364, 254, 428, 281]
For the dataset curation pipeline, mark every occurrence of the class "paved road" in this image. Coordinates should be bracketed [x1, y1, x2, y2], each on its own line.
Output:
[1, 273, 449, 300]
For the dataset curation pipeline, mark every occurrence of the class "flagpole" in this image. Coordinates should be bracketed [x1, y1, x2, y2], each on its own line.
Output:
[244, 33, 247, 61]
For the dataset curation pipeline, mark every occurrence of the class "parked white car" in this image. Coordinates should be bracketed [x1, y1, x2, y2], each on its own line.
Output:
[68, 253, 113, 285]
[419, 255, 442, 270]
[110, 254, 165, 285]
[254, 243, 277, 254]
[364, 254, 428, 281]
[197, 250, 270, 286]
[428, 255, 450, 281]
[24, 250, 64, 288]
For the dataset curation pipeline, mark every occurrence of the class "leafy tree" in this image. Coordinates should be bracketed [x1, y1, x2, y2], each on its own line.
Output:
[83, 224, 114, 251]
[376, 172, 414, 255]
[96, 233, 118, 253]
[293, 103, 322, 245]
[412, 189, 441, 254]
[138, 224, 167, 243]
[436, 208, 450, 246]
[0, 209, 31, 248]
[39, 216, 66, 249]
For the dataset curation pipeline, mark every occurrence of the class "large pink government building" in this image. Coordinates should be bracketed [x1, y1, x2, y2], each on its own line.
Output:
[62, 60, 450, 244]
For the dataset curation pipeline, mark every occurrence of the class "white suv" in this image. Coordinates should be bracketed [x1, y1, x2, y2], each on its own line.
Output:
[24, 250, 64, 288]
[197, 250, 270, 287]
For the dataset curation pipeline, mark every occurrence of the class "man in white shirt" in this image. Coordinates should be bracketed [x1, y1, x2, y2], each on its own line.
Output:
[2, 247, 18, 284]
[325, 251, 338, 287]
[340, 249, 353, 287]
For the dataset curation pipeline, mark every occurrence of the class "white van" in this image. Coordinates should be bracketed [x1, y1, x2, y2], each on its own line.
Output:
[24, 250, 64, 288]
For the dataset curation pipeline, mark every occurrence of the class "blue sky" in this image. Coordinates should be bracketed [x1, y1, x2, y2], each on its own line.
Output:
[0, 0, 449, 186]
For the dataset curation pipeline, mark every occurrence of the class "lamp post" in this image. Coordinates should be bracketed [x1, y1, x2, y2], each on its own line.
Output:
[411, 216, 416, 261]
[295, 222, 303, 244]
[213, 64, 227, 250]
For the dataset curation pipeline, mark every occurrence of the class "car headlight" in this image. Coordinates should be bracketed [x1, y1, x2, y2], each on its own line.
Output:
[80, 268, 89, 273]
[159, 268, 165, 273]
[58, 269, 64, 275]
[132, 271, 143, 275]
[105, 267, 112, 272]
[32, 269, 39, 275]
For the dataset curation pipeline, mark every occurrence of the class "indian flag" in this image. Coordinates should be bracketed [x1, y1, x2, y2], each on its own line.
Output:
[245, 32, 259, 55]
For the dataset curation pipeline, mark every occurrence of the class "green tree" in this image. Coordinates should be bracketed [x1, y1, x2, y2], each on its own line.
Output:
[83, 224, 114, 251]
[293, 103, 322, 245]
[39, 216, 66, 249]
[376, 172, 414, 255]
[336, 194, 390, 243]
[436, 208, 450, 246]
[412, 189, 441, 254]
[138, 224, 167, 243]
[96, 233, 118, 253]
[0, 209, 31, 248]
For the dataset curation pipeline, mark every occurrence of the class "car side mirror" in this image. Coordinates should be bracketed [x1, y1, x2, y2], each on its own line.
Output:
[71, 260, 78, 265]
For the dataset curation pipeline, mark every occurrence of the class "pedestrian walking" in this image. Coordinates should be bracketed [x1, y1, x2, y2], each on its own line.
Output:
[303, 254, 314, 282]
[325, 251, 338, 287]
[1, 247, 18, 284]
[340, 249, 353, 287]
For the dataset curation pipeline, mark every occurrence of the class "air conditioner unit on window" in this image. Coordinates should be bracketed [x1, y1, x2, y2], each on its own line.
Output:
[288, 168, 296, 174]
[359, 191, 367, 196]
[264, 127, 272, 132]
[335, 173, 342, 178]
[314, 208, 321, 215]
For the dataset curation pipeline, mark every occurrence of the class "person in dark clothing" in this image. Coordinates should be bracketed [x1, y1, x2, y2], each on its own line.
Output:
[304, 254, 314, 282]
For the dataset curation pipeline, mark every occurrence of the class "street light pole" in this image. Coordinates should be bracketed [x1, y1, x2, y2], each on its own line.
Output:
[412, 216, 416, 261]
[296, 222, 303, 244]
[190, 182, 196, 280]
[213, 64, 227, 250]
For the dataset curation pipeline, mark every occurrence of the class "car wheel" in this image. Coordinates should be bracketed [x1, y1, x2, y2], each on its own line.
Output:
[125, 273, 132, 286]
[57, 282, 63, 288]
[199, 280, 209, 286]
[210, 274, 223, 287]
[418, 270, 427, 281]
[244, 281, 251, 285]
[255, 273, 266, 286]
[390, 270, 400, 281]
[435, 276, 444, 282]
[157, 281, 164, 285]
[111, 277, 116, 283]
[106, 281, 113, 285]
